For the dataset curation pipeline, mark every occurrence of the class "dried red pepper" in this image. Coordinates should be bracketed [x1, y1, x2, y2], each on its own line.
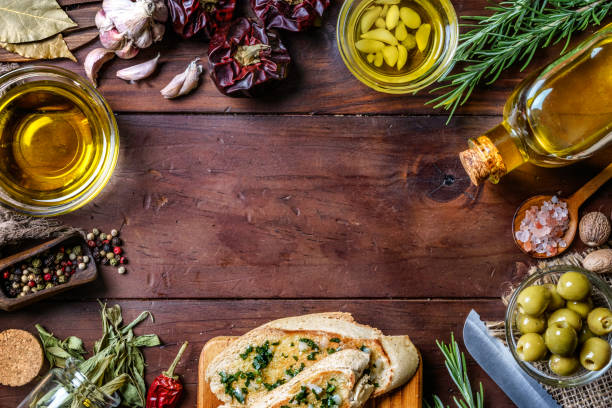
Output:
[145, 341, 188, 408]
[250, 0, 331, 31]
[208, 18, 291, 97]
[167, 0, 235, 38]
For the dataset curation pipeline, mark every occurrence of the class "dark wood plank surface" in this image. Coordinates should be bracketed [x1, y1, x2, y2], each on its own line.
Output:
[1, 1, 611, 407]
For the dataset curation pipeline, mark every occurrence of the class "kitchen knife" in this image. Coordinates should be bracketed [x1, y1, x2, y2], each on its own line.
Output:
[463, 309, 560, 408]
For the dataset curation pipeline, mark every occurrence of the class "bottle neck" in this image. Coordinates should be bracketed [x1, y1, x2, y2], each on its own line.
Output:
[459, 123, 526, 185]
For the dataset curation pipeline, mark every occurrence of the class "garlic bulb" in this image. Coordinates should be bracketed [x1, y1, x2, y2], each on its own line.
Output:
[84, 48, 115, 87]
[117, 53, 160, 82]
[160, 58, 203, 99]
[95, 0, 168, 59]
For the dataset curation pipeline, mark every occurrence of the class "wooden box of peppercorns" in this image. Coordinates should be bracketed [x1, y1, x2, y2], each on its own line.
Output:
[0, 232, 98, 312]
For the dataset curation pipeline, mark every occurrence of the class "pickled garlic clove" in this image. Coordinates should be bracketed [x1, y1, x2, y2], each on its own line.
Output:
[361, 28, 398, 45]
[402, 33, 416, 50]
[397, 44, 407, 70]
[416, 24, 431, 52]
[395, 22, 408, 42]
[84, 48, 115, 87]
[375, 18, 386, 29]
[385, 5, 399, 30]
[400, 7, 421, 29]
[116, 53, 160, 82]
[355, 39, 385, 54]
[382, 45, 398, 67]
[360, 7, 382, 33]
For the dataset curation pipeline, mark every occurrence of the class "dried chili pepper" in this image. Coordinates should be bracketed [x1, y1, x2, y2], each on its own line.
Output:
[167, 0, 235, 38]
[208, 18, 291, 97]
[145, 341, 188, 408]
[250, 0, 331, 31]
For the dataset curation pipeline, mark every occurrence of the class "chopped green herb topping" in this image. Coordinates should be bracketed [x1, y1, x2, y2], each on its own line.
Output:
[307, 351, 320, 360]
[253, 340, 274, 372]
[330, 337, 341, 343]
[264, 378, 286, 390]
[240, 345, 253, 360]
[327, 348, 336, 354]
[299, 338, 320, 351]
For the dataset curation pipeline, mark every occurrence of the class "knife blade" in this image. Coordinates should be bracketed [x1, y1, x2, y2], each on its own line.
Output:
[463, 310, 560, 408]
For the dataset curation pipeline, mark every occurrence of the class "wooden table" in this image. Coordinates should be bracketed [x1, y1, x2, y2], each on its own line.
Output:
[1, 1, 611, 407]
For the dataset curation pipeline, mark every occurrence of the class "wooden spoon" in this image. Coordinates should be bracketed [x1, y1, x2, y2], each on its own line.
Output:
[513, 162, 612, 259]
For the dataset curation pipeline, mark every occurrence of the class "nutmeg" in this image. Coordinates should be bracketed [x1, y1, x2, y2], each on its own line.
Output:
[579, 211, 611, 247]
[583, 249, 612, 274]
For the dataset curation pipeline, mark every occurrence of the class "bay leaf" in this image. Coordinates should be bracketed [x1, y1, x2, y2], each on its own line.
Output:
[130, 334, 161, 348]
[0, 0, 77, 44]
[0, 34, 76, 61]
[47, 345, 72, 359]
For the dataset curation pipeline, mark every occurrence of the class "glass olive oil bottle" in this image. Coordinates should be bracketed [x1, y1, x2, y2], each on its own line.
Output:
[460, 23, 612, 185]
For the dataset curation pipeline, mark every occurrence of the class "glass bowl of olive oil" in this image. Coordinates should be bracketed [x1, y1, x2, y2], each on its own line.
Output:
[0, 66, 119, 216]
[337, 0, 458, 93]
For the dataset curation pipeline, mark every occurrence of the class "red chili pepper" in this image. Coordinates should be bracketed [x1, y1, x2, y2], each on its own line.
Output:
[167, 0, 236, 39]
[208, 18, 291, 97]
[146, 342, 188, 408]
[251, 0, 330, 31]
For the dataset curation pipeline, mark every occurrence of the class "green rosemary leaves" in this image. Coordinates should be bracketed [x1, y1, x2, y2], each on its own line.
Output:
[430, 0, 612, 119]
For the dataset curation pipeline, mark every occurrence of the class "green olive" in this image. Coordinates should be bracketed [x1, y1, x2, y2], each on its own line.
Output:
[544, 326, 577, 356]
[544, 283, 565, 312]
[517, 313, 546, 334]
[580, 337, 611, 371]
[548, 308, 582, 331]
[549, 354, 580, 376]
[578, 326, 596, 344]
[587, 307, 612, 336]
[517, 285, 551, 316]
[556, 271, 591, 301]
[516, 333, 547, 362]
[566, 297, 593, 319]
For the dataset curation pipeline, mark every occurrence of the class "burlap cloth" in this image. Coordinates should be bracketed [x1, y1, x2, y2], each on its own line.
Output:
[487, 246, 612, 408]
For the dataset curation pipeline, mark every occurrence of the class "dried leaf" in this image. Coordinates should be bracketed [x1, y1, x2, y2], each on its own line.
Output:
[0, 0, 77, 43]
[0, 34, 76, 61]
[130, 334, 161, 348]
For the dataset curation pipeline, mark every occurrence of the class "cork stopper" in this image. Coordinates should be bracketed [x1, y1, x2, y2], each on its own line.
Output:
[0, 329, 44, 387]
[459, 135, 508, 186]
[459, 147, 491, 186]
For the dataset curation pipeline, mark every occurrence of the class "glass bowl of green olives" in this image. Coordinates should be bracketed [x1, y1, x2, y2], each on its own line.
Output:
[506, 265, 612, 387]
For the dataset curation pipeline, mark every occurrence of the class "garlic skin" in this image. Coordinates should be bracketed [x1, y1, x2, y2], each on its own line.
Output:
[115, 42, 140, 59]
[160, 58, 204, 99]
[99, 28, 125, 50]
[84, 48, 115, 87]
[116, 53, 160, 82]
[96, 0, 168, 59]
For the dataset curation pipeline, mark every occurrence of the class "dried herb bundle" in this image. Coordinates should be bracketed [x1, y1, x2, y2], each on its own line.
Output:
[36, 301, 161, 408]
[429, 0, 612, 119]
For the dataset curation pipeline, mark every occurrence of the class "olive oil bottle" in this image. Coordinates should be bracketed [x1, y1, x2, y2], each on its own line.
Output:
[460, 23, 612, 185]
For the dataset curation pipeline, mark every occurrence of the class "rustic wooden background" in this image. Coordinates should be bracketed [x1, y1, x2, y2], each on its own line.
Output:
[1, 1, 611, 407]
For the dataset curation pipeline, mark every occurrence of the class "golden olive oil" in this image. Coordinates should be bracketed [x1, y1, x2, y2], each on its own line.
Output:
[350, 0, 445, 81]
[0, 85, 103, 205]
[460, 24, 612, 185]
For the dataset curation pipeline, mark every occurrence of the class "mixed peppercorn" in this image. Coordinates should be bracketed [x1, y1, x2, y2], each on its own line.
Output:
[86, 228, 128, 274]
[1, 244, 90, 298]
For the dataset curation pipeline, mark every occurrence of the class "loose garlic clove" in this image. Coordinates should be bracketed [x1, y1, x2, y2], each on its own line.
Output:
[100, 28, 125, 50]
[116, 53, 160, 82]
[95, 9, 114, 32]
[160, 58, 203, 99]
[115, 42, 139, 59]
[84, 48, 115, 87]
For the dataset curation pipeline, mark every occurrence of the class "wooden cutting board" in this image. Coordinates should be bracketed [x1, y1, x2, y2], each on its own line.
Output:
[198, 336, 422, 408]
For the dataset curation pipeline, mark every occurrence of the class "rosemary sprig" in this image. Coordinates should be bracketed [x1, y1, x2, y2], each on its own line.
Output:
[423, 333, 484, 408]
[429, 0, 612, 119]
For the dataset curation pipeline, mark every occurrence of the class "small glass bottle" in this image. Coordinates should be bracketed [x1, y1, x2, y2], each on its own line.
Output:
[460, 23, 612, 185]
[17, 359, 119, 408]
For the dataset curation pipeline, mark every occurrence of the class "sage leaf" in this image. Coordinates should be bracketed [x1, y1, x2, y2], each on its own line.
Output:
[131, 334, 161, 348]
[47, 346, 72, 359]
[0, 34, 76, 61]
[0, 0, 77, 44]
[99, 373, 129, 396]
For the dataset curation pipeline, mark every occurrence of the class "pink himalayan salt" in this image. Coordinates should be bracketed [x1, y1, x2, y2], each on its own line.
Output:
[515, 195, 569, 256]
